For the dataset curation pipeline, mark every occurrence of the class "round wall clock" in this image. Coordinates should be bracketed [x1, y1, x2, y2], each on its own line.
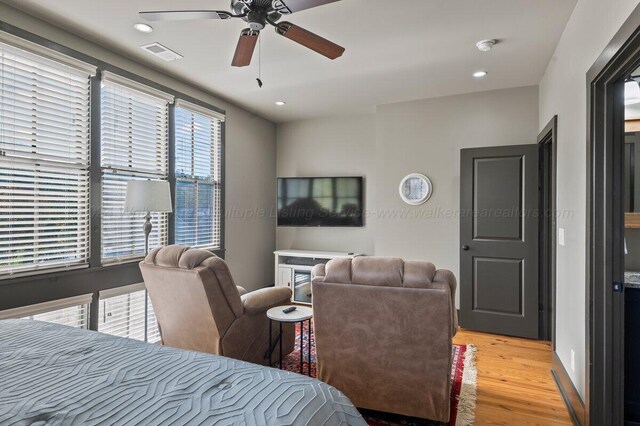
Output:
[399, 173, 433, 205]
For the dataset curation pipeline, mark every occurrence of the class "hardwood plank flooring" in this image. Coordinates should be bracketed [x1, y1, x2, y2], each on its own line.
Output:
[453, 329, 573, 425]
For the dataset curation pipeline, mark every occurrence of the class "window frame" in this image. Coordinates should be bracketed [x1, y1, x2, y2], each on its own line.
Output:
[0, 24, 226, 322]
[173, 101, 224, 251]
[98, 283, 161, 343]
[0, 37, 95, 279]
[99, 74, 172, 264]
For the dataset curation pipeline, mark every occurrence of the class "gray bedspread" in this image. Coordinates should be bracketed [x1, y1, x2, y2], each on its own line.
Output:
[0, 320, 366, 426]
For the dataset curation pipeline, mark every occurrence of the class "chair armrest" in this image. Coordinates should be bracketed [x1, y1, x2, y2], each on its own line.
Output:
[311, 264, 326, 283]
[433, 269, 458, 336]
[241, 287, 292, 315]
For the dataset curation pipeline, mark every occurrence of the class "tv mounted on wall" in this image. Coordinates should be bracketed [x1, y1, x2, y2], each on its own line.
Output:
[277, 177, 364, 227]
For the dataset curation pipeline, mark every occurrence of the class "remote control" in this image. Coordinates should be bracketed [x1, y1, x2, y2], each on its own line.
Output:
[283, 307, 297, 314]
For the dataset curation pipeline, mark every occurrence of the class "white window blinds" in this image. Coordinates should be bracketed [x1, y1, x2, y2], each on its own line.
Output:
[100, 75, 171, 263]
[98, 284, 160, 343]
[0, 294, 92, 329]
[174, 101, 223, 249]
[0, 40, 93, 278]
[26, 303, 89, 329]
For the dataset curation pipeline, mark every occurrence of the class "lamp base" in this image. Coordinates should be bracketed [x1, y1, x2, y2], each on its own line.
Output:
[143, 212, 152, 256]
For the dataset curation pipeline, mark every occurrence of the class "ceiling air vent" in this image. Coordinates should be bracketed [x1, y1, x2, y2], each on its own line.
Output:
[140, 43, 183, 61]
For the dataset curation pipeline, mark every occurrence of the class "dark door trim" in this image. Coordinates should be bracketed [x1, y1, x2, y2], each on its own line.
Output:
[586, 3, 640, 424]
[538, 116, 557, 344]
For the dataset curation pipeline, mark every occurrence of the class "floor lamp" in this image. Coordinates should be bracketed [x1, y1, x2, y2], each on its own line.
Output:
[124, 180, 173, 255]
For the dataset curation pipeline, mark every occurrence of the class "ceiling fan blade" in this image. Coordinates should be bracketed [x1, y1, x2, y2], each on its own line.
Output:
[276, 22, 345, 60]
[272, 0, 340, 14]
[140, 10, 231, 21]
[232, 29, 259, 67]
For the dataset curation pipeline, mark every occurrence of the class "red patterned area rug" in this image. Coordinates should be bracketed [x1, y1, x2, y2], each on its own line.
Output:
[279, 322, 477, 426]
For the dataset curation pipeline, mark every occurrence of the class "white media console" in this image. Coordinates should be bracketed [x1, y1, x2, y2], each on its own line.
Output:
[274, 250, 364, 305]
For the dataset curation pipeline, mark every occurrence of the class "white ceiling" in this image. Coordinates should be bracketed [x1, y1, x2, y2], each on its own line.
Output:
[1, 0, 577, 123]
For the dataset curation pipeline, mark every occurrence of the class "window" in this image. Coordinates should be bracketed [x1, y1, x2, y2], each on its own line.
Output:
[26, 304, 89, 329]
[0, 39, 93, 277]
[0, 31, 227, 337]
[100, 73, 172, 263]
[174, 100, 223, 249]
[0, 294, 91, 328]
[98, 284, 160, 343]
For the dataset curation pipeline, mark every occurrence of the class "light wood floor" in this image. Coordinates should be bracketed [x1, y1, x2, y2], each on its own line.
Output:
[453, 329, 572, 425]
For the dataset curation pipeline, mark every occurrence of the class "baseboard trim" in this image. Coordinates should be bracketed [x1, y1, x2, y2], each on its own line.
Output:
[551, 351, 585, 425]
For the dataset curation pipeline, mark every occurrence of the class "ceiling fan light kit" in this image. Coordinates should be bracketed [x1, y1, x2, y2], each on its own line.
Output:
[140, 0, 345, 68]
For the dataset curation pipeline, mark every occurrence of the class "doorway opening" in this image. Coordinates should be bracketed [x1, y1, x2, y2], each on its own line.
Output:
[623, 67, 640, 424]
[538, 116, 557, 343]
[587, 6, 640, 423]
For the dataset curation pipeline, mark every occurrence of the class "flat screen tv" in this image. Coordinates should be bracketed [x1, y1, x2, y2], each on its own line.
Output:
[277, 177, 364, 227]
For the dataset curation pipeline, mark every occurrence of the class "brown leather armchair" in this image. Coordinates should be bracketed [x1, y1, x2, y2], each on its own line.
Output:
[139, 245, 294, 365]
[311, 257, 458, 423]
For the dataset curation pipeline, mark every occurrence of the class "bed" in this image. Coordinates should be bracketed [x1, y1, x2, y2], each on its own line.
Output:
[0, 319, 366, 425]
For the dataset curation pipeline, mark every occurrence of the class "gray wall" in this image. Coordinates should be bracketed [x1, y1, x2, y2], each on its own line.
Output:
[374, 86, 539, 300]
[276, 115, 376, 255]
[276, 86, 539, 307]
[0, 3, 277, 292]
[224, 110, 277, 291]
[539, 0, 640, 399]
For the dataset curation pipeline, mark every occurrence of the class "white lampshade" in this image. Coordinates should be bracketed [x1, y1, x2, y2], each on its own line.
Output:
[626, 79, 640, 105]
[124, 180, 173, 213]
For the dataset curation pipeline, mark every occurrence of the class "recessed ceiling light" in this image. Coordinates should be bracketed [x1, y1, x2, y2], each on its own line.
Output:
[275, 101, 287, 106]
[134, 23, 154, 33]
[473, 71, 488, 78]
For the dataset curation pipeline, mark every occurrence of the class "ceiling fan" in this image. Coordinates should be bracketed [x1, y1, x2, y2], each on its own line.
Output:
[140, 0, 345, 67]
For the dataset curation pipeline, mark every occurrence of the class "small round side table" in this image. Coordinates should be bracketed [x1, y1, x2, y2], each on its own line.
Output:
[267, 305, 313, 376]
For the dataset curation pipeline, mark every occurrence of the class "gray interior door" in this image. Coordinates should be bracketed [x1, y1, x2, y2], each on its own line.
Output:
[460, 145, 540, 339]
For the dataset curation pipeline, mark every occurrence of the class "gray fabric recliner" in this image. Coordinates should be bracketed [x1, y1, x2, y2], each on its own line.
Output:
[140, 245, 294, 365]
[311, 256, 458, 422]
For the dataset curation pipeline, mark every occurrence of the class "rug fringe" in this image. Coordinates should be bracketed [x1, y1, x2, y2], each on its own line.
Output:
[455, 344, 478, 426]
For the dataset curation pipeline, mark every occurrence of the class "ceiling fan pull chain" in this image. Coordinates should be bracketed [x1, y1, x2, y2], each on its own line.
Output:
[257, 35, 263, 88]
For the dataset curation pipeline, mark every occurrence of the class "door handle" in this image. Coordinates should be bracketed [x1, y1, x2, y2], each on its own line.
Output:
[462, 245, 470, 251]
